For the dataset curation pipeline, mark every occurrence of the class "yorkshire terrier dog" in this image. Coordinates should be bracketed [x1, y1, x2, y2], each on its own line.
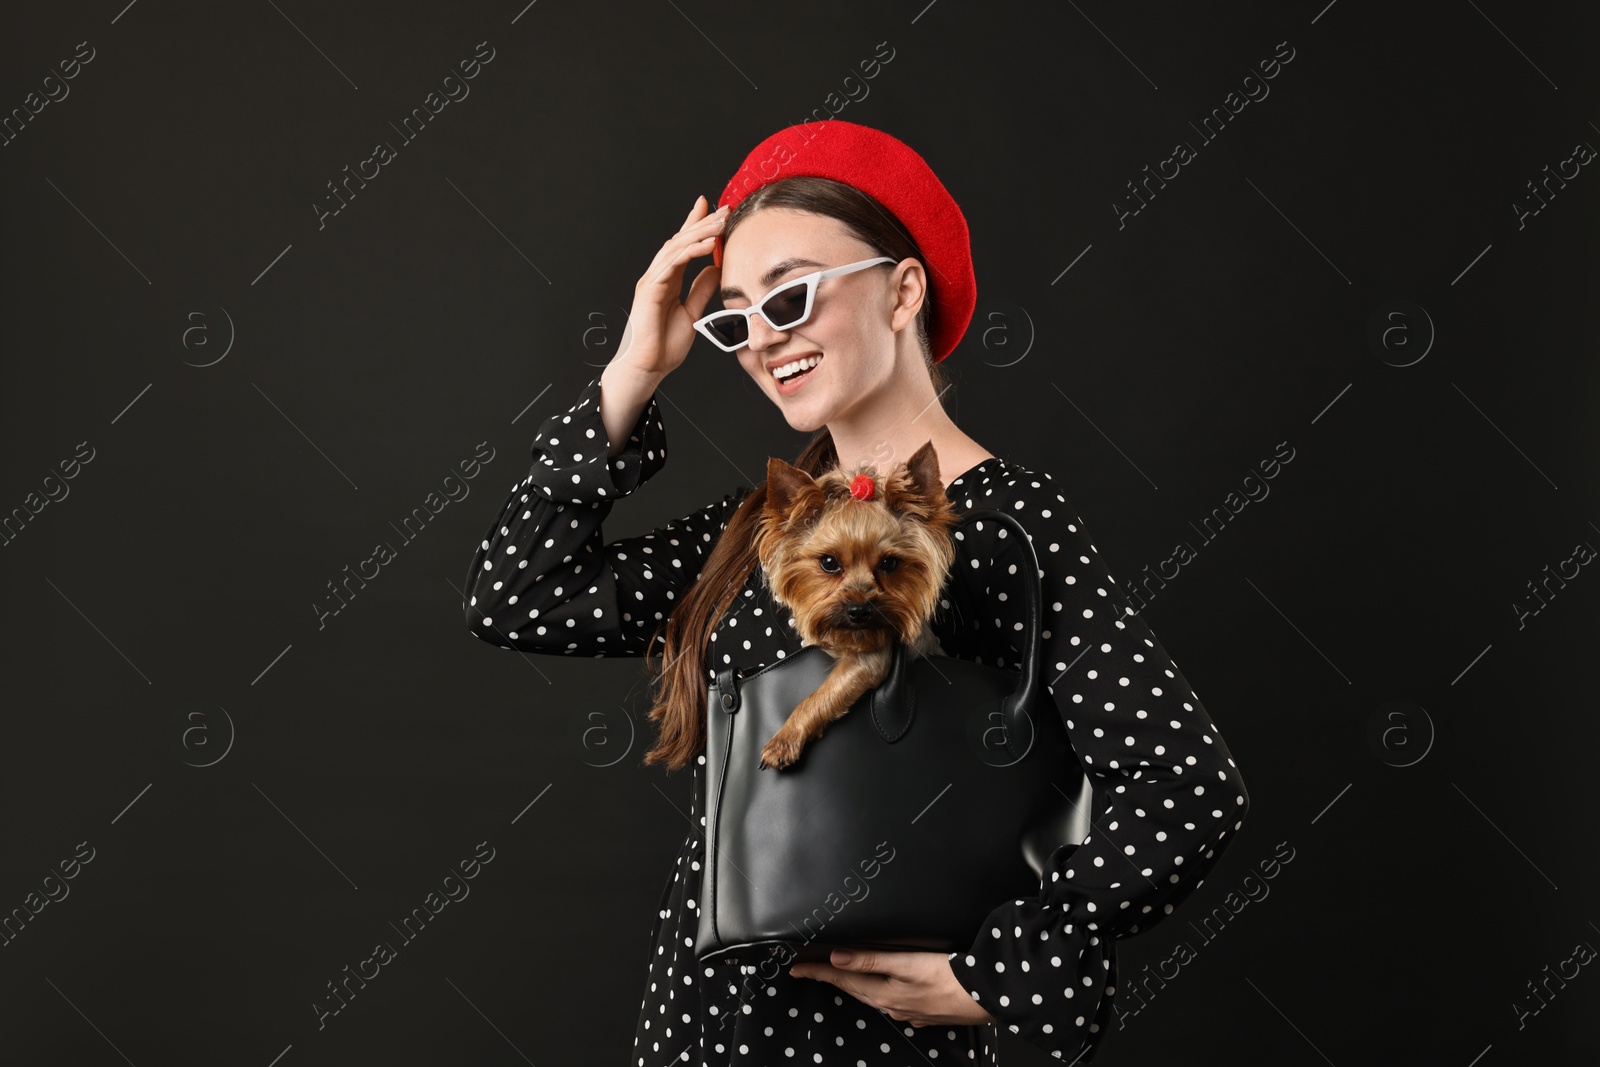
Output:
[752, 440, 961, 771]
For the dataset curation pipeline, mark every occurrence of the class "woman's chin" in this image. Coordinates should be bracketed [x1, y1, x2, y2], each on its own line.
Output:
[773, 398, 817, 427]
[757, 364, 835, 430]
[776, 396, 829, 433]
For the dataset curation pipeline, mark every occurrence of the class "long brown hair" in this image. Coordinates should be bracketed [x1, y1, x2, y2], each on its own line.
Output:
[639, 175, 952, 771]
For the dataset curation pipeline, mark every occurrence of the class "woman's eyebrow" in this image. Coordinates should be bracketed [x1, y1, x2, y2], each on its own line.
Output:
[718, 257, 825, 302]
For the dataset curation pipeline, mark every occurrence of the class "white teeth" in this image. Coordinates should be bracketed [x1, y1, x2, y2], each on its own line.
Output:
[772, 355, 823, 380]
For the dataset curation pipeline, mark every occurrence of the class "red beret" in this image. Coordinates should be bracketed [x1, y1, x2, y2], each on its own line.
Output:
[711, 120, 975, 364]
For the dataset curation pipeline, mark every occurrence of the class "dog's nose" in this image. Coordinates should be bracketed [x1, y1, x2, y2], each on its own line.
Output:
[846, 603, 874, 623]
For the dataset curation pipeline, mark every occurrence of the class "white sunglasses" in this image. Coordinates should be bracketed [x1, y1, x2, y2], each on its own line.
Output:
[693, 257, 896, 352]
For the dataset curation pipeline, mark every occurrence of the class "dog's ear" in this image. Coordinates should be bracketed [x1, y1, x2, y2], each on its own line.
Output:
[903, 440, 946, 503]
[765, 457, 824, 528]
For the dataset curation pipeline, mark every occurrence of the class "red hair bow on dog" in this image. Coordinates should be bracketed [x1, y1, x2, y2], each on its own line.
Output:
[849, 474, 876, 500]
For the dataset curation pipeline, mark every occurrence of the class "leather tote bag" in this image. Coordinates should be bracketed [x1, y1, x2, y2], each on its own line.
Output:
[694, 508, 1095, 965]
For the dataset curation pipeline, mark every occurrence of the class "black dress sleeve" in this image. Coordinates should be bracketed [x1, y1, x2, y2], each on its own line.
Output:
[944, 471, 1250, 1060]
[463, 374, 748, 657]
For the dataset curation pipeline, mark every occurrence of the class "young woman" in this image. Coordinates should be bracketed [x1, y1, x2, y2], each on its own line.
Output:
[464, 120, 1250, 1064]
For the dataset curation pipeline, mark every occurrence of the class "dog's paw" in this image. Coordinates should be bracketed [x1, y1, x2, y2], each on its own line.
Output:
[759, 731, 805, 771]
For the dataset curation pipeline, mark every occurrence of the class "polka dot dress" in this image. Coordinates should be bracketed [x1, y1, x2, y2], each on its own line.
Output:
[464, 375, 1251, 1064]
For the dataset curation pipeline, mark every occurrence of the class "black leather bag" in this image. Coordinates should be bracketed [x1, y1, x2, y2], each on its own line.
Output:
[694, 508, 1095, 965]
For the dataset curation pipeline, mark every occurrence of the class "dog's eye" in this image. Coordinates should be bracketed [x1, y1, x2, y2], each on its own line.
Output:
[878, 556, 900, 573]
[818, 554, 842, 574]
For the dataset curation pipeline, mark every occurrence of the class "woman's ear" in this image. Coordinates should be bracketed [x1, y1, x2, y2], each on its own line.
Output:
[888, 259, 927, 333]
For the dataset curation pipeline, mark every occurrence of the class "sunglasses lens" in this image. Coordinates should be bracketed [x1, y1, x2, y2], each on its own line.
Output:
[761, 280, 810, 329]
[703, 312, 748, 349]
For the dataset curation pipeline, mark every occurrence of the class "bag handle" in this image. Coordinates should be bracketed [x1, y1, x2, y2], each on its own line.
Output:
[869, 507, 1044, 764]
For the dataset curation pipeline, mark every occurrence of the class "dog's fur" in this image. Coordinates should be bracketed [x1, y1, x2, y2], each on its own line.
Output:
[752, 440, 960, 770]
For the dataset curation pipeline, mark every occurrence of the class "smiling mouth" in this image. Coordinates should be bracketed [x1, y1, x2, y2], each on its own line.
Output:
[771, 354, 824, 383]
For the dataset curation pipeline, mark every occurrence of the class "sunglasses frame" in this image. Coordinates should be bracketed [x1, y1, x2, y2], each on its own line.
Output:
[692, 256, 897, 352]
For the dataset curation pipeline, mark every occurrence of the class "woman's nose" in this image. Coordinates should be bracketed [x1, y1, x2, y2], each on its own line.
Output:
[744, 312, 788, 351]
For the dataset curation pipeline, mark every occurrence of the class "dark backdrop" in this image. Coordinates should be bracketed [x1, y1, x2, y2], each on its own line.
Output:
[3, 1, 1596, 1064]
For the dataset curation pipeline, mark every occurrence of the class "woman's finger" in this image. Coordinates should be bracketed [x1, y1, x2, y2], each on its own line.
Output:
[680, 193, 707, 228]
[682, 260, 722, 321]
[647, 232, 719, 287]
[647, 208, 722, 269]
[672, 209, 726, 246]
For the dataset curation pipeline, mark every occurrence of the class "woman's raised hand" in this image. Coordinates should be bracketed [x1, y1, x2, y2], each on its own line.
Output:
[614, 194, 728, 379]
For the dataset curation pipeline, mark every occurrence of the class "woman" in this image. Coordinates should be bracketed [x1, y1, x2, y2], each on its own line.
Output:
[464, 120, 1250, 1064]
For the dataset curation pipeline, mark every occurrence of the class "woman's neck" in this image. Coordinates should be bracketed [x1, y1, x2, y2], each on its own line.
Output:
[827, 370, 991, 492]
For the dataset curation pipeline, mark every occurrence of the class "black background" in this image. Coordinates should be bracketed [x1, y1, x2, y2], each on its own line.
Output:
[3, 1, 1597, 1064]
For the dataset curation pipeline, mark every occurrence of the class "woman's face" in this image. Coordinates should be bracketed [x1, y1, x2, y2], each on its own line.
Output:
[719, 207, 908, 433]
